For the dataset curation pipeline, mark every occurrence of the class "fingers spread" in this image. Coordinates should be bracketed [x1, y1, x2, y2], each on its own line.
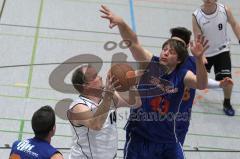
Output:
[101, 5, 110, 12]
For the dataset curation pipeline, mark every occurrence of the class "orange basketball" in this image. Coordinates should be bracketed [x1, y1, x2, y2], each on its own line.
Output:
[109, 63, 136, 92]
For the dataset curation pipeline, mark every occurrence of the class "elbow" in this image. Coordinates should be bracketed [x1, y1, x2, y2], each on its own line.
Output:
[129, 34, 140, 46]
[131, 98, 142, 108]
[135, 98, 142, 108]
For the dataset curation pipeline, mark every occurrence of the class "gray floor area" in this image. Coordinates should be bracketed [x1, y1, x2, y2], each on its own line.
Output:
[0, 0, 240, 158]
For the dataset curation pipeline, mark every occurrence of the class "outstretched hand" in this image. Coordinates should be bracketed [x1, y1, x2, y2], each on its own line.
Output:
[100, 5, 123, 29]
[190, 34, 209, 59]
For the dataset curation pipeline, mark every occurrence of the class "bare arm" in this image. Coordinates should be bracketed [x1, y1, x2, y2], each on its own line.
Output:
[100, 5, 152, 65]
[51, 152, 64, 159]
[68, 75, 117, 130]
[184, 34, 209, 89]
[192, 14, 203, 39]
[68, 92, 113, 130]
[225, 5, 240, 41]
[112, 69, 144, 108]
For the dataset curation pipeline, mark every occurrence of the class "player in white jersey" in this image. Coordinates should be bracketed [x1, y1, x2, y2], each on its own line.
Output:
[192, 0, 240, 116]
[68, 64, 141, 159]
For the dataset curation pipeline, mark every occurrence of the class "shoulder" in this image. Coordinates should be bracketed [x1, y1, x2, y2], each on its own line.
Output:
[69, 96, 94, 110]
[51, 152, 64, 159]
[223, 4, 232, 15]
[193, 7, 201, 16]
[69, 97, 85, 108]
[177, 67, 189, 79]
[181, 56, 196, 72]
[217, 3, 225, 8]
[217, 3, 228, 15]
[40, 141, 61, 158]
[11, 140, 20, 149]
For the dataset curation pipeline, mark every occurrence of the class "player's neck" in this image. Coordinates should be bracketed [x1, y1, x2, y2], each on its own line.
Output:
[85, 95, 101, 104]
[201, 3, 217, 15]
[167, 67, 175, 74]
[35, 136, 51, 143]
[46, 136, 51, 143]
[165, 64, 176, 75]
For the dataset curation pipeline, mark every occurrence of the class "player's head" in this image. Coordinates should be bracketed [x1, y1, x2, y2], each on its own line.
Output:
[72, 65, 103, 95]
[170, 27, 192, 47]
[160, 39, 189, 69]
[32, 105, 56, 140]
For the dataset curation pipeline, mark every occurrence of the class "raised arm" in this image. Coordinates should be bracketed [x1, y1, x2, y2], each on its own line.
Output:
[184, 34, 209, 89]
[225, 5, 240, 41]
[192, 14, 202, 39]
[100, 5, 152, 63]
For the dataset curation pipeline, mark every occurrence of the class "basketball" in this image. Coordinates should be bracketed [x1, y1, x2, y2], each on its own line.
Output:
[109, 63, 137, 92]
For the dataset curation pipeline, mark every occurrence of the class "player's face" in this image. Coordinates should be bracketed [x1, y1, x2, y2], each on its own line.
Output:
[160, 44, 180, 69]
[84, 67, 103, 90]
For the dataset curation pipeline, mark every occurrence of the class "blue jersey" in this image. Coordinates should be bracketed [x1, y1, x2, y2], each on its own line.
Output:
[10, 137, 60, 159]
[126, 56, 187, 143]
[176, 56, 196, 145]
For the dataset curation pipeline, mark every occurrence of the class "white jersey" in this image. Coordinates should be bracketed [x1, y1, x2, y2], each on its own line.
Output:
[68, 96, 118, 159]
[193, 3, 230, 57]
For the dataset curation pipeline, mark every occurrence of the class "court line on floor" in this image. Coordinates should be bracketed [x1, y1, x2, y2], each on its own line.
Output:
[1, 130, 240, 153]
[25, 0, 44, 98]
[2, 83, 240, 95]
[134, 1, 240, 17]
[66, 0, 128, 6]
[0, 93, 239, 112]
[0, 94, 58, 101]
[135, 0, 240, 14]
[17, 120, 24, 140]
[0, 117, 69, 125]
[1, 128, 240, 141]
[66, 0, 240, 16]
[0, 129, 71, 138]
[0, 0, 6, 21]
[4, 23, 240, 47]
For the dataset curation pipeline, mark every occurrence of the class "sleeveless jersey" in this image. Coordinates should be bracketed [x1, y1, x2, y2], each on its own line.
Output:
[68, 96, 118, 159]
[176, 56, 196, 144]
[126, 56, 187, 143]
[193, 3, 230, 57]
[10, 137, 59, 159]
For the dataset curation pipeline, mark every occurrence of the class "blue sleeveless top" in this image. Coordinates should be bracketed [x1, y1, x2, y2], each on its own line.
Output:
[10, 137, 60, 159]
[176, 56, 196, 143]
[126, 56, 188, 143]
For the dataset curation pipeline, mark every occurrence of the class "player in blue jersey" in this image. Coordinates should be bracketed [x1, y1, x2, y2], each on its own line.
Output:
[101, 5, 209, 159]
[170, 27, 233, 145]
[9, 106, 64, 159]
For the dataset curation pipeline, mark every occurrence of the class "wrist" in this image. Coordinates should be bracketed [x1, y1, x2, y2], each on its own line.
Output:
[102, 90, 114, 98]
[195, 55, 204, 62]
